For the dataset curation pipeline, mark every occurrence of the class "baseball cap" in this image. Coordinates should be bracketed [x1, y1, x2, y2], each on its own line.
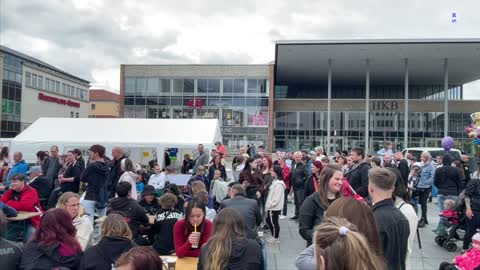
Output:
[27, 166, 42, 175]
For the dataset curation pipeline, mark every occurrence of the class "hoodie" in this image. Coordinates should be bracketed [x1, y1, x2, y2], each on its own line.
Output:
[107, 197, 149, 238]
[118, 171, 139, 200]
[79, 236, 136, 270]
[198, 238, 263, 270]
[20, 241, 81, 270]
[434, 154, 463, 196]
[80, 161, 110, 207]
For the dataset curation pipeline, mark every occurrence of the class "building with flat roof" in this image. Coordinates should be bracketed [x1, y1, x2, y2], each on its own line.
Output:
[274, 39, 480, 154]
[0, 45, 90, 137]
[89, 89, 120, 118]
[120, 64, 273, 150]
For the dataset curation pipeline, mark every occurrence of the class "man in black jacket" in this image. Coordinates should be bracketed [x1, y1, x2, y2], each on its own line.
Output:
[107, 181, 149, 245]
[434, 153, 462, 212]
[107, 146, 126, 199]
[81, 144, 111, 225]
[394, 151, 410, 189]
[369, 167, 410, 270]
[464, 176, 480, 250]
[290, 152, 309, 220]
[345, 147, 371, 198]
[220, 184, 262, 240]
[27, 166, 54, 210]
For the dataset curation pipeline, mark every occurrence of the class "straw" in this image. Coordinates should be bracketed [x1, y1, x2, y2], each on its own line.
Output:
[194, 223, 197, 232]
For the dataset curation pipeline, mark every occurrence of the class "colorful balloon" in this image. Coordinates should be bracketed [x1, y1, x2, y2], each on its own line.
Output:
[441, 136, 455, 151]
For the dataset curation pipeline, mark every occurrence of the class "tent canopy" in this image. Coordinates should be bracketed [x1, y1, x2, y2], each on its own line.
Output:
[11, 118, 222, 162]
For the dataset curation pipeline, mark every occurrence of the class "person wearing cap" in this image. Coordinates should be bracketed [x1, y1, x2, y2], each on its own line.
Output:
[440, 232, 480, 270]
[1, 173, 42, 242]
[139, 185, 160, 215]
[27, 166, 53, 210]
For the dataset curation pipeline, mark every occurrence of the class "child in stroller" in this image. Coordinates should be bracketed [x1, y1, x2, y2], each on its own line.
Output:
[433, 199, 459, 236]
[439, 232, 480, 270]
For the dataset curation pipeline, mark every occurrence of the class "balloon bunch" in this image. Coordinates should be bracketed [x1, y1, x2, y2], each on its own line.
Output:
[465, 112, 480, 145]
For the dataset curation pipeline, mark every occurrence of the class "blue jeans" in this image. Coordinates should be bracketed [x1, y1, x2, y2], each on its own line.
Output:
[437, 194, 457, 212]
[82, 199, 106, 225]
[261, 239, 267, 270]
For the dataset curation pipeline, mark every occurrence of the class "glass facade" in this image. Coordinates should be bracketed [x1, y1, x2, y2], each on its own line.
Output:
[275, 84, 463, 100]
[124, 77, 270, 149]
[274, 111, 473, 154]
[1, 52, 23, 137]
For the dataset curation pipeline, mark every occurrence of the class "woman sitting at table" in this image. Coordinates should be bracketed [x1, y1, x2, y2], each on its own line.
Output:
[115, 246, 164, 270]
[79, 213, 136, 270]
[56, 192, 93, 251]
[198, 208, 263, 270]
[20, 208, 82, 270]
[173, 199, 213, 258]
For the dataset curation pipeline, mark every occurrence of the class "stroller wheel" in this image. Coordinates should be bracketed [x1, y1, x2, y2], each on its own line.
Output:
[444, 241, 457, 252]
[435, 235, 446, 246]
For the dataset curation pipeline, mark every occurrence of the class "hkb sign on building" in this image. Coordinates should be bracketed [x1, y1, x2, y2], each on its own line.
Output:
[370, 101, 399, 111]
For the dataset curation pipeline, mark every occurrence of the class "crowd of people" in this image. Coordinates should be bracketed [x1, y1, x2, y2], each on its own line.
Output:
[0, 141, 479, 270]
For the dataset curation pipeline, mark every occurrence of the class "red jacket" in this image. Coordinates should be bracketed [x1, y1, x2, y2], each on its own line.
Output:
[1, 185, 42, 227]
[282, 165, 291, 190]
[173, 218, 213, 257]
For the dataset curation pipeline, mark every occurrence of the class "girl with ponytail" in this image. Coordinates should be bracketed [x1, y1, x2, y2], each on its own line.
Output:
[297, 216, 384, 270]
[315, 217, 384, 270]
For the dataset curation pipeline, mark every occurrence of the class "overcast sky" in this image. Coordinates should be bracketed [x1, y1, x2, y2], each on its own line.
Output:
[1, 0, 480, 98]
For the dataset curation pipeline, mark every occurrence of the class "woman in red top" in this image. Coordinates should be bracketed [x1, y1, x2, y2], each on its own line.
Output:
[173, 199, 213, 257]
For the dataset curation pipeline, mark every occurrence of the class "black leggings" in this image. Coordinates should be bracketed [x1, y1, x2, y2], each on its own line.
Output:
[438, 262, 456, 270]
[266, 210, 281, 238]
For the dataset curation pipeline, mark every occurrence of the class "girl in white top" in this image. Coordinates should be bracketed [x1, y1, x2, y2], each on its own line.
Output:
[118, 158, 138, 200]
[393, 179, 418, 270]
[56, 192, 93, 251]
[265, 164, 286, 244]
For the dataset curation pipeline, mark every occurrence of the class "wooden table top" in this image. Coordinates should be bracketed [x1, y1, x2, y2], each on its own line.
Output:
[161, 256, 198, 270]
[7, 211, 41, 222]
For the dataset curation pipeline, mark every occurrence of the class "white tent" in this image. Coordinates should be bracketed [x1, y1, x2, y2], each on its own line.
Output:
[10, 118, 222, 165]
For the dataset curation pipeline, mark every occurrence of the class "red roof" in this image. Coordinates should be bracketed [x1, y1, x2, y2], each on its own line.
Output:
[89, 89, 120, 102]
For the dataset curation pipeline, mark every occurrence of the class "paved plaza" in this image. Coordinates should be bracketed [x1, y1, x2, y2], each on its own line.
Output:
[265, 199, 461, 270]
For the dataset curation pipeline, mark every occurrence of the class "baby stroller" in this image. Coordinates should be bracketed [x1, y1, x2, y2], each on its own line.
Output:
[435, 195, 467, 252]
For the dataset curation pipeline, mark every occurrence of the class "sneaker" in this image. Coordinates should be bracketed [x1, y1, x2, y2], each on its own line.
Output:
[279, 215, 287, 220]
[266, 238, 280, 244]
[262, 224, 269, 230]
[290, 216, 299, 220]
[258, 231, 264, 237]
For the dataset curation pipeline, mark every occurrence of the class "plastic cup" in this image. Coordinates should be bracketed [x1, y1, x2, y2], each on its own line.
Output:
[191, 232, 201, 248]
[167, 257, 177, 270]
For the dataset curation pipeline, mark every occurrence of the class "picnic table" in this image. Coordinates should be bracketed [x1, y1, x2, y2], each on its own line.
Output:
[161, 256, 198, 270]
[7, 211, 41, 222]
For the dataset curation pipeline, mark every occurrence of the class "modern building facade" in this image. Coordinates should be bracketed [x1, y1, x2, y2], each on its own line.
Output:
[89, 89, 120, 118]
[0, 45, 90, 137]
[120, 65, 273, 150]
[274, 39, 480, 154]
